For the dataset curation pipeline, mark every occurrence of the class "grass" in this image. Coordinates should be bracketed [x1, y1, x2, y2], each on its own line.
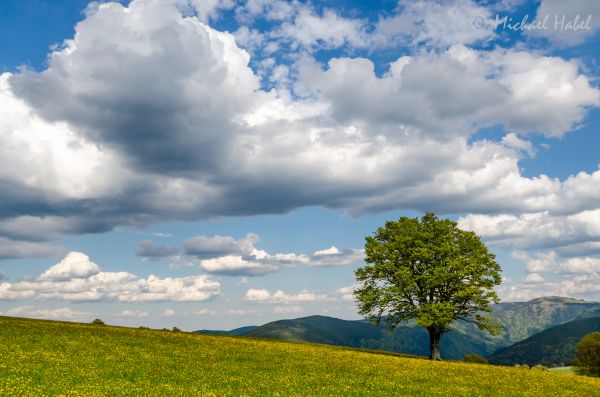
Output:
[1, 316, 600, 396]
[548, 366, 575, 375]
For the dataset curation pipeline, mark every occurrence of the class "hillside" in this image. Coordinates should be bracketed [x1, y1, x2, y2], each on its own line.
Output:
[194, 325, 258, 335]
[243, 315, 497, 360]
[198, 297, 600, 360]
[488, 316, 600, 367]
[1, 316, 599, 396]
[488, 296, 600, 344]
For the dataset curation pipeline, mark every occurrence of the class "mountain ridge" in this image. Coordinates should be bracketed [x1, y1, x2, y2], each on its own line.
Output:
[194, 296, 600, 361]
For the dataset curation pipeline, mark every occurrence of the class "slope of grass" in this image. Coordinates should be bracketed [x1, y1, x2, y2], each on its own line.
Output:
[549, 367, 574, 375]
[1, 316, 600, 396]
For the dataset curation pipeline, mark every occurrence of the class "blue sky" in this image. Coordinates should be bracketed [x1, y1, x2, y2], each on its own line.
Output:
[0, 0, 599, 330]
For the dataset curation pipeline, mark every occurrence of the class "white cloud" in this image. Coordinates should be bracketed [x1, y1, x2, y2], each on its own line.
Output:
[528, 0, 600, 45]
[0, 283, 35, 300]
[0, 252, 220, 302]
[183, 0, 235, 23]
[199, 255, 280, 276]
[2, 305, 96, 322]
[244, 288, 329, 304]
[38, 252, 100, 281]
[374, 0, 496, 48]
[273, 5, 369, 50]
[0, 0, 598, 264]
[226, 309, 258, 316]
[273, 305, 303, 314]
[300, 45, 599, 137]
[501, 133, 535, 158]
[135, 240, 179, 260]
[0, 237, 65, 261]
[117, 310, 149, 318]
[458, 209, 600, 252]
[163, 308, 176, 317]
[185, 233, 362, 276]
[337, 284, 360, 302]
[195, 308, 217, 315]
[184, 233, 259, 258]
[314, 246, 339, 256]
[500, 273, 600, 301]
[515, 250, 600, 274]
[523, 273, 545, 283]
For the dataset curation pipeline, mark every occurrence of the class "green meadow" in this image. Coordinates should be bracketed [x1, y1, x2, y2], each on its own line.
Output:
[1, 316, 599, 396]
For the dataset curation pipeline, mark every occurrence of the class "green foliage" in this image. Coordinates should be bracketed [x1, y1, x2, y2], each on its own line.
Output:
[90, 318, 105, 325]
[354, 212, 502, 359]
[532, 364, 548, 371]
[572, 332, 600, 377]
[488, 316, 600, 367]
[171, 327, 182, 333]
[1, 316, 600, 396]
[464, 354, 488, 364]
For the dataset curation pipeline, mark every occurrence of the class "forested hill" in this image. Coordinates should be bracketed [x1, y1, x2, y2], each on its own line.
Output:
[194, 296, 600, 360]
[488, 315, 600, 366]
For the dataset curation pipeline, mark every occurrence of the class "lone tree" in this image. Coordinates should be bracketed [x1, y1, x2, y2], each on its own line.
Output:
[572, 332, 600, 377]
[354, 212, 502, 360]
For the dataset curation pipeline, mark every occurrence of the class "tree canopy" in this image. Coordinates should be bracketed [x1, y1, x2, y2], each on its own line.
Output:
[573, 332, 600, 377]
[354, 212, 502, 360]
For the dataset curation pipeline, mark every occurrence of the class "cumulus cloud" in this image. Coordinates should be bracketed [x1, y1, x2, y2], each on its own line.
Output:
[500, 273, 600, 301]
[244, 288, 329, 304]
[0, 0, 598, 262]
[117, 310, 149, 318]
[38, 252, 100, 281]
[10, 0, 259, 175]
[528, 0, 600, 45]
[184, 233, 259, 258]
[0, 252, 220, 302]
[337, 284, 360, 302]
[195, 308, 217, 315]
[226, 309, 258, 316]
[196, 245, 361, 276]
[458, 209, 600, 252]
[135, 240, 179, 260]
[182, 233, 363, 276]
[514, 250, 600, 274]
[299, 44, 599, 137]
[0, 237, 65, 261]
[373, 0, 496, 48]
[163, 308, 176, 316]
[501, 133, 535, 158]
[0, 283, 35, 300]
[2, 306, 97, 322]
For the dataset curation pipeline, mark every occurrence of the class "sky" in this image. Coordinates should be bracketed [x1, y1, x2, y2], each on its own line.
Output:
[0, 0, 599, 331]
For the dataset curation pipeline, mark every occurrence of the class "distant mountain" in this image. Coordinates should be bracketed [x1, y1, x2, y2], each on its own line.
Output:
[243, 315, 498, 359]
[194, 326, 258, 336]
[488, 315, 600, 367]
[486, 296, 600, 345]
[193, 296, 600, 360]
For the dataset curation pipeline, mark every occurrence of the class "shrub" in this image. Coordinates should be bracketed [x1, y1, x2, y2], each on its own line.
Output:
[171, 327, 182, 332]
[532, 364, 548, 371]
[91, 318, 105, 325]
[464, 354, 488, 364]
[572, 332, 600, 377]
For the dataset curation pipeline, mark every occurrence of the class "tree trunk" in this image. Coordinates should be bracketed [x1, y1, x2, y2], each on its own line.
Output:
[428, 326, 443, 360]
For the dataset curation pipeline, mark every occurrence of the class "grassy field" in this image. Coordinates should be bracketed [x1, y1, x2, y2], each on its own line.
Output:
[548, 366, 575, 375]
[1, 316, 599, 396]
